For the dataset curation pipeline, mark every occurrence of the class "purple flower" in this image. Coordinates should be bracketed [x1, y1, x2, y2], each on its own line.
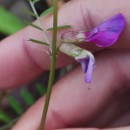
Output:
[76, 14, 125, 83]
[60, 14, 126, 83]
[75, 51, 95, 83]
[82, 14, 126, 47]
[62, 14, 125, 47]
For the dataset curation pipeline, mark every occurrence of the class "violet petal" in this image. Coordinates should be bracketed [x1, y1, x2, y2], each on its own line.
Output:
[84, 14, 126, 47]
[76, 53, 95, 83]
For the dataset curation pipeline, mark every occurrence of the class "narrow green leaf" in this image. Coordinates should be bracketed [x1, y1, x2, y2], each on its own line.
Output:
[33, 0, 40, 4]
[0, 111, 11, 123]
[36, 84, 47, 96]
[23, 9, 37, 17]
[8, 96, 23, 115]
[29, 39, 49, 45]
[24, 20, 43, 31]
[0, 7, 24, 35]
[40, 7, 54, 16]
[47, 25, 72, 31]
[20, 89, 35, 105]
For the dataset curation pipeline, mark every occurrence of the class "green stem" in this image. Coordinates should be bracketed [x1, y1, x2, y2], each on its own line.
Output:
[29, 1, 50, 45]
[38, 0, 58, 130]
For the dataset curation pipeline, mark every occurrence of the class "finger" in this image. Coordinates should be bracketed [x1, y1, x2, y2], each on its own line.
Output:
[12, 50, 130, 130]
[86, 97, 127, 128]
[1, 0, 130, 89]
[52, 129, 99, 130]
[86, 85, 130, 128]
[105, 126, 130, 130]
[108, 112, 130, 128]
[49, 127, 130, 130]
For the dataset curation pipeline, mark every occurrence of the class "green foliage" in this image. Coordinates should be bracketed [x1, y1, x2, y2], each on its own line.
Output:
[36, 84, 47, 96]
[0, 111, 11, 124]
[24, 20, 43, 31]
[47, 25, 72, 31]
[0, 84, 46, 129]
[27, 0, 40, 4]
[28, 39, 49, 45]
[23, 10, 37, 17]
[20, 89, 35, 106]
[40, 7, 54, 16]
[33, 0, 40, 4]
[0, 7, 24, 35]
[8, 96, 24, 115]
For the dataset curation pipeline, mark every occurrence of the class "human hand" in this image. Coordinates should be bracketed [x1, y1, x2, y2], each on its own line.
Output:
[0, 0, 130, 130]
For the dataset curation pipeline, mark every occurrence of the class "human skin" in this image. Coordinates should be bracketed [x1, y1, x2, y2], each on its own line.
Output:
[0, 0, 130, 130]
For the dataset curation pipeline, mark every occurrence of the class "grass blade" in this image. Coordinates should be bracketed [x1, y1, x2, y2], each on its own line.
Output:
[40, 7, 54, 16]
[8, 96, 23, 115]
[20, 89, 35, 105]
[33, 0, 40, 4]
[36, 84, 47, 96]
[0, 7, 24, 35]
[0, 111, 11, 123]
[23, 9, 37, 17]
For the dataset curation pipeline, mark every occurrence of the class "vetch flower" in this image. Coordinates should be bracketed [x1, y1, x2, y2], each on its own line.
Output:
[60, 43, 95, 83]
[62, 14, 126, 47]
[60, 14, 126, 83]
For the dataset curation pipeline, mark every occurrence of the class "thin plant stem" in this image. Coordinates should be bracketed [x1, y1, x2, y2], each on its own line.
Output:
[38, 0, 58, 130]
[29, 1, 50, 45]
